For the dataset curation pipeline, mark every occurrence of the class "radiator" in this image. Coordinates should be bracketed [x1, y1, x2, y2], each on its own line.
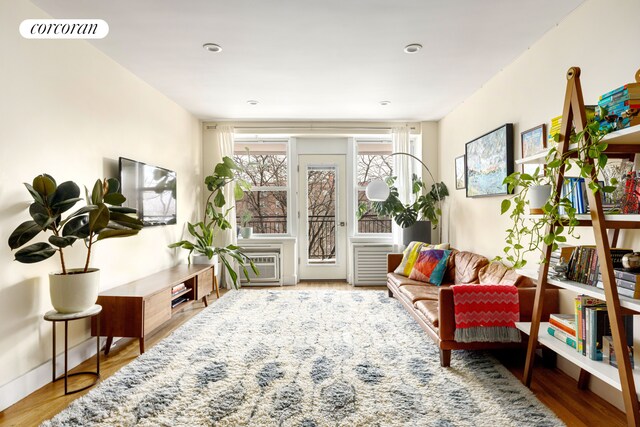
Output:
[353, 244, 393, 286]
[240, 252, 280, 285]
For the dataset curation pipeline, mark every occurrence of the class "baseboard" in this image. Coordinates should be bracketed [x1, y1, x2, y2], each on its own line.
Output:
[0, 335, 111, 411]
[283, 274, 297, 285]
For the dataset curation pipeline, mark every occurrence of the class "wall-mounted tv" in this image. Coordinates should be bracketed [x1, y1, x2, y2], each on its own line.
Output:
[119, 157, 177, 226]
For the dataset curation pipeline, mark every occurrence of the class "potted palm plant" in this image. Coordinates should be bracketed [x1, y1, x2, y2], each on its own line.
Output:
[239, 211, 253, 239]
[8, 174, 143, 313]
[169, 156, 257, 289]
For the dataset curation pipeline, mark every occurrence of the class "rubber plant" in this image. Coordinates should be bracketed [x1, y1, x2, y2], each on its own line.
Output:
[496, 121, 613, 268]
[8, 174, 144, 273]
[357, 174, 449, 229]
[168, 156, 257, 289]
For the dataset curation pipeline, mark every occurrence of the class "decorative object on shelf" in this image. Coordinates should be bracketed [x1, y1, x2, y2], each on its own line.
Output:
[548, 115, 562, 145]
[168, 157, 257, 289]
[621, 252, 640, 271]
[358, 152, 449, 241]
[239, 211, 253, 239]
[454, 155, 466, 189]
[521, 124, 546, 158]
[550, 258, 568, 280]
[465, 123, 514, 198]
[7, 175, 143, 313]
[498, 118, 611, 268]
[601, 159, 632, 207]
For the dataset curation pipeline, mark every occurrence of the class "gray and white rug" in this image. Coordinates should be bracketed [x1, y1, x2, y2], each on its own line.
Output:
[43, 290, 563, 426]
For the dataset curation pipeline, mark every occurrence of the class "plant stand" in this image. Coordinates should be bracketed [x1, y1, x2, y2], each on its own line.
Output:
[44, 304, 102, 395]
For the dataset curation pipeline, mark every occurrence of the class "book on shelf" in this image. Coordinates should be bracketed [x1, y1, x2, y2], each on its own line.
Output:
[575, 296, 605, 355]
[549, 313, 576, 336]
[585, 308, 634, 362]
[565, 247, 633, 287]
[547, 325, 577, 349]
[595, 282, 640, 299]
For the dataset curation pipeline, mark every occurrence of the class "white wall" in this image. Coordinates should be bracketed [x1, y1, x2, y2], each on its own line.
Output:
[438, 0, 640, 410]
[0, 0, 201, 408]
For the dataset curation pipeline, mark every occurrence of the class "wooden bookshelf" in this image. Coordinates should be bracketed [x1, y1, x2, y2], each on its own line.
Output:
[521, 67, 640, 427]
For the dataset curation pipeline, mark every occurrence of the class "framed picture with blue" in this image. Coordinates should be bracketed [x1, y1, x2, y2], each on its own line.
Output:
[455, 155, 466, 189]
[465, 123, 514, 198]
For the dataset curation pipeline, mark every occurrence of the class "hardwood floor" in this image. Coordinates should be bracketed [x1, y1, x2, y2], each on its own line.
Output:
[0, 283, 627, 426]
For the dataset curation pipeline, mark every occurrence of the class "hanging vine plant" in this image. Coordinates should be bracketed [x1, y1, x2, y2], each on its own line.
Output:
[496, 120, 614, 269]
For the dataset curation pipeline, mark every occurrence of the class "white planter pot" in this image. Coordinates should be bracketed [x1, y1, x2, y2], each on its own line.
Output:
[528, 185, 552, 214]
[49, 268, 100, 314]
[240, 227, 253, 239]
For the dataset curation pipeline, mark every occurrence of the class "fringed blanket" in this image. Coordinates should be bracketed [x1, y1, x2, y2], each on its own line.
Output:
[452, 284, 521, 343]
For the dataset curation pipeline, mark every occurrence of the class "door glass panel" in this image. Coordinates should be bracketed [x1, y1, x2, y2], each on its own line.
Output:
[307, 166, 336, 264]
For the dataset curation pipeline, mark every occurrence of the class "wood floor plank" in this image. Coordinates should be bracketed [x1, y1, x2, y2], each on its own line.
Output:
[0, 283, 626, 426]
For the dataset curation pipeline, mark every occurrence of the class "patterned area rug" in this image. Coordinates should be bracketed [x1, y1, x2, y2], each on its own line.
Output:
[43, 290, 563, 426]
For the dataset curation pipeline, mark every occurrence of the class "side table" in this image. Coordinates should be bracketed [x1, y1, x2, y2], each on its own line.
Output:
[44, 304, 102, 395]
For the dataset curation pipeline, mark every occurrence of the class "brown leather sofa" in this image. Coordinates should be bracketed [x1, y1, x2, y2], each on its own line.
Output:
[387, 250, 559, 367]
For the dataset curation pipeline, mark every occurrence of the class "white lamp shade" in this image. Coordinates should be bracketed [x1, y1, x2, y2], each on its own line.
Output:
[366, 179, 390, 201]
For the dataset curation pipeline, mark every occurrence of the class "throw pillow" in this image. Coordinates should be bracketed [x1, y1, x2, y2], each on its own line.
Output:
[393, 241, 427, 276]
[421, 243, 450, 250]
[409, 249, 452, 286]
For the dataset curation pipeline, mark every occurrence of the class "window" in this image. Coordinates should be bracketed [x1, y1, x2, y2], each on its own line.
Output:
[233, 141, 288, 234]
[356, 141, 393, 234]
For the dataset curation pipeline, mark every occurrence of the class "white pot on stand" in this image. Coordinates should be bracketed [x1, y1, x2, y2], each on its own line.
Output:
[192, 253, 219, 271]
[49, 268, 100, 313]
[528, 185, 552, 214]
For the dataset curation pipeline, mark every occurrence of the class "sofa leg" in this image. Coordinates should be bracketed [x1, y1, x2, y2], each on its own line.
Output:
[439, 349, 451, 367]
[387, 288, 394, 298]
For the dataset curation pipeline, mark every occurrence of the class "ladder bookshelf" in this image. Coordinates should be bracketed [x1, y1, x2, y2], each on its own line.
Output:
[518, 67, 640, 427]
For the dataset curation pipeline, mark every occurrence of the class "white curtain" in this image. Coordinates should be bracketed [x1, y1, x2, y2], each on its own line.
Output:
[392, 125, 412, 250]
[213, 125, 237, 288]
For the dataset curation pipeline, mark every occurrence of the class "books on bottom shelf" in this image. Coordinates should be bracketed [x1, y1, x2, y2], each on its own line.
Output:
[171, 296, 190, 308]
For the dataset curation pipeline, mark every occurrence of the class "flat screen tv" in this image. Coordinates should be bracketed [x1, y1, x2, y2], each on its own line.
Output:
[119, 157, 177, 226]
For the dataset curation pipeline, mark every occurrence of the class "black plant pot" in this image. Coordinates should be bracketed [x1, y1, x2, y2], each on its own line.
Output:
[402, 220, 431, 246]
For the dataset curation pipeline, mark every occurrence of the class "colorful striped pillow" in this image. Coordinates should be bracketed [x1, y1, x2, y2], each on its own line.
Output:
[409, 249, 452, 286]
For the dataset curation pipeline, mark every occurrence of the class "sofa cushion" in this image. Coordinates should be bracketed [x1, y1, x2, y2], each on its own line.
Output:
[387, 272, 433, 288]
[399, 284, 448, 302]
[443, 249, 458, 284]
[478, 262, 527, 287]
[414, 300, 439, 327]
[393, 241, 427, 276]
[454, 251, 489, 284]
[409, 249, 452, 286]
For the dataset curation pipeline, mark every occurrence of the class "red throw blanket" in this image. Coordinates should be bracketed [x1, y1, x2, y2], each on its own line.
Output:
[452, 284, 521, 343]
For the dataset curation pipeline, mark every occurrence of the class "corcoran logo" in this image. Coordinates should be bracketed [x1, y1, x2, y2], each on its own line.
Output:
[19, 19, 109, 39]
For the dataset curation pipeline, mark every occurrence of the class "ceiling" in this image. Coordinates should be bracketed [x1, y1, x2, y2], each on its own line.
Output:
[32, 0, 583, 121]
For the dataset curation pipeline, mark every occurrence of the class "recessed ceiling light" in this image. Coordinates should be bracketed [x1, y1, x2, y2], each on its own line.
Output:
[380, 100, 391, 106]
[404, 43, 422, 54]
[247, 100, 259, 105]
[202, 43, 222, 53]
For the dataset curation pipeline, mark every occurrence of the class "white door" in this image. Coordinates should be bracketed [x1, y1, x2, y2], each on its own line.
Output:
[298, 155, 347, 280]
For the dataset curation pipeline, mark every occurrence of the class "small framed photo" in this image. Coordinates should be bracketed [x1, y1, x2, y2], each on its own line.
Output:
[455, 155, 466, 190]
[521, 124, 546, 158]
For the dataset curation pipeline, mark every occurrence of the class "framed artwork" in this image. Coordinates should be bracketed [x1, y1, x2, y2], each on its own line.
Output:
[455, 155, 466, 189]
[465, 123, 514, 198]
[521, 124, 546, 158]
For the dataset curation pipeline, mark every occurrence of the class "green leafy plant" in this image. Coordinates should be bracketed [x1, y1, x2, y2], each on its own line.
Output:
[168, 156, 257, 289]
[497, 121, 613, 269]
[357, 174, 449, 229]
[8, 174, 143, 274]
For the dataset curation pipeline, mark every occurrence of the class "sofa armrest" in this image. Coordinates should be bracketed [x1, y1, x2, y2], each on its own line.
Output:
[438, 286, 560, 341]
[387, 253, 403, 273]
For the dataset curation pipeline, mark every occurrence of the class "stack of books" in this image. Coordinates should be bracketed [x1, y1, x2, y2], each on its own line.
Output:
[548, 115, 562, 144]
[548, 313, 577, 349]
[596, 268, 640, 299]
[559, 177, 588, 214]
[596, 83, 640, 131]
[171, 283, 187, 296]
